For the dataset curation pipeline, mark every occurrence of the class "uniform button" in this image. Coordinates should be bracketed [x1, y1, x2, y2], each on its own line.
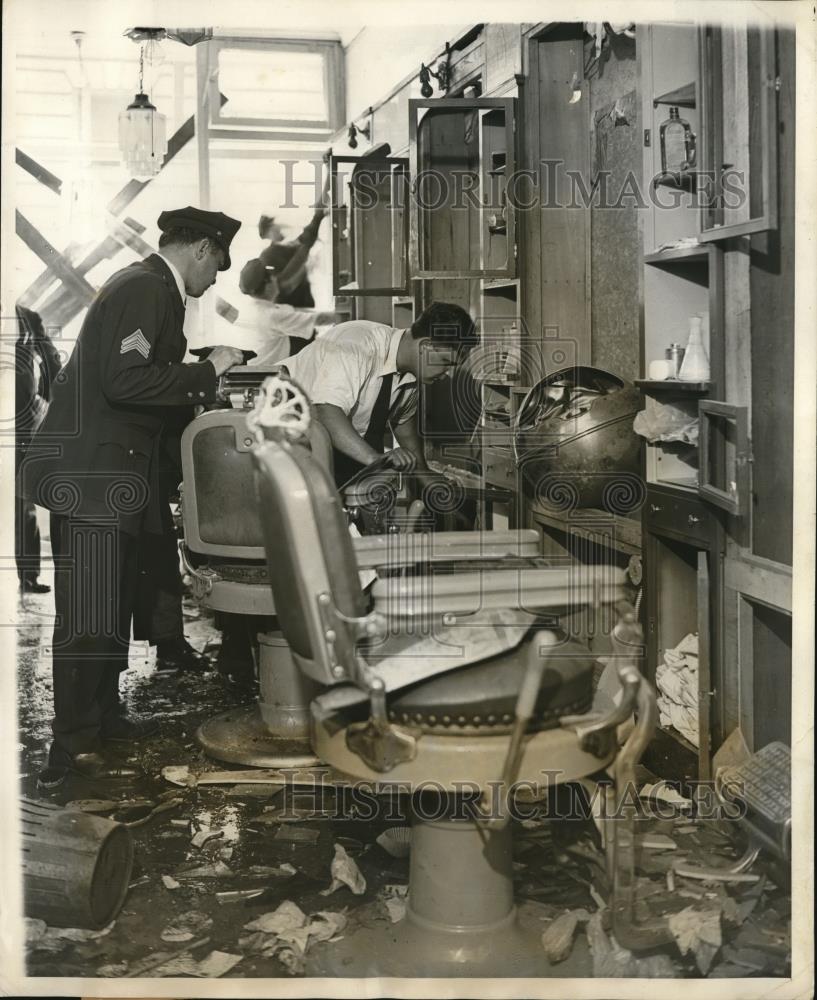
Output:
[128, 449, 134, 455]
[187, 392, 193, 398]
[199, 391, 205, 398]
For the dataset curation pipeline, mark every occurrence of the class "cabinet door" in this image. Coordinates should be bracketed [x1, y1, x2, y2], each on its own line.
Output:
[409, 98, 516, 279]
[698, 25, 779, 241]
[329, 154, 409, 296]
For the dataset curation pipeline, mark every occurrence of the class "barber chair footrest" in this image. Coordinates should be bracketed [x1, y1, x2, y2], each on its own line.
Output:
[196, 704, 320, 768]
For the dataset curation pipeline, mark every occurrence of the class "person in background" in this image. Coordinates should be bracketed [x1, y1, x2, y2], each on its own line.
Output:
[254, 210, 318, 308]
[18, 206, 244, 781]
[14, 304, 61, 594]
[236, 257, 340, 365]
[281, 301, 477, 489]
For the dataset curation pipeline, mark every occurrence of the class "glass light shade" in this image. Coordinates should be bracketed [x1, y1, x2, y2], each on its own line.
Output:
[118, 93, 167, 178]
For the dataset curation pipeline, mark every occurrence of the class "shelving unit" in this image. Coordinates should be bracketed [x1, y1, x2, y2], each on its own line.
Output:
[638, 22, 724, 781]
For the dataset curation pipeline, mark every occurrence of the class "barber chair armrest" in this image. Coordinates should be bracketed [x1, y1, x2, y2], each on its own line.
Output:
[371, 565, 626, 620]
[352, 529, 540, 569]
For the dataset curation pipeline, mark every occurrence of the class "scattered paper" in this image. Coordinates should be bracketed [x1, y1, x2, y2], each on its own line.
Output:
[640, 781, 693, 813]
[277, 947, 306, 976]
[242, 903, 346, 965]
[668, 905, 722, 974]
[97, 961, 129, 976]
[245, 901, 308, 936]
[176, 861, 234, 879]
[161, 875, 181, 891]
[640, 834, 678, 851]
[586, 912, 678, 977]
[161, 910, 213, 943]
[155, 949, 243, 978]
[191, 828, 224, 848]
[385, 897, 407, 923]
[376, 827, 411, 859]
[541, 910, 587, 964]
[162, 764, 194, 786]
[321, 842, 366, 896]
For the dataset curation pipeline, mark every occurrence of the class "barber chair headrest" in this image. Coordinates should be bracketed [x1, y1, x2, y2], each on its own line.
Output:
[252, 436, 368, 686]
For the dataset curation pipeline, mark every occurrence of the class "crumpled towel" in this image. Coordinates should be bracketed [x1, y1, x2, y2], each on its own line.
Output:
[656, 633, 699, 747]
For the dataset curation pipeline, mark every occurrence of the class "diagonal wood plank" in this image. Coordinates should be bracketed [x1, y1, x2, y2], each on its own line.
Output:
[16, 210, 97, 305]
[16, 148, 63, 195]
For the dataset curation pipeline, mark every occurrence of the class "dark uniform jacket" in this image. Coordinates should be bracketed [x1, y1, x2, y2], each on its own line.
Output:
[19, 255, 218, 536]
[15, 305, 61, 442]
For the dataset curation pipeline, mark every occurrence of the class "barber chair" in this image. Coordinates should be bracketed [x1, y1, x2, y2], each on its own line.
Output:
[249, 375, 669, 977]
[179, 371, 542, 768]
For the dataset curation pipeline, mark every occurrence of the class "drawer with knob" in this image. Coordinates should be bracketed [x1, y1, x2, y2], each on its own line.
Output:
[644, 488, 713, 545]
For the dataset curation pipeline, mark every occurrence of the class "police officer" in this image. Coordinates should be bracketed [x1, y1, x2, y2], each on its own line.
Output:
[19, 207, 244, 781]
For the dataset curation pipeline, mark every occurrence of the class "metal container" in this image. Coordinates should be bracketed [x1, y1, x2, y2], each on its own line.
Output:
[513, 366, 642, 511]
[666, 343, 685, 378]
[21, 797, 133, 929]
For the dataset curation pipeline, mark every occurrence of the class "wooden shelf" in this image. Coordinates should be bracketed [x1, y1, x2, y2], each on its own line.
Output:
[636, 379, 712, 393]
[481, 277, 519, 292]
[653, 81, 696, 109]
[655, 476, 699, 491]
[644, 246, 708, 265]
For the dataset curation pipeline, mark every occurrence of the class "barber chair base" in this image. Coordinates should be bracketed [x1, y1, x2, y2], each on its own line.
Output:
[195, 704, 320, 768]
[306, 901, 588, 977]
[311, 715, 614, 791]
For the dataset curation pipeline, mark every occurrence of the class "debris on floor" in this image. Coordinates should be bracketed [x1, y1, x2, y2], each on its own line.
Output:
[541, 909, 588, 964]
[321, 842, 367, 896]
[15, 575, 791, 981]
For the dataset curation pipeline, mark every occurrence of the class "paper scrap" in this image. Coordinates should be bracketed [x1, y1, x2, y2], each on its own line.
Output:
[161, 910, 213, 943]
[245, 900, 307, 935]
[668, 905, 722, 974]
[320, 842, 367, 896]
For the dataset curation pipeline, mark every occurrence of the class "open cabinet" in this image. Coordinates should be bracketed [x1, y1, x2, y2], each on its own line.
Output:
[638, 21, 792, 781]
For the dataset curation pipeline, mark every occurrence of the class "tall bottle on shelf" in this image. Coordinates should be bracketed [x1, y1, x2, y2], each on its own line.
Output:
[679, 315, 710, 381]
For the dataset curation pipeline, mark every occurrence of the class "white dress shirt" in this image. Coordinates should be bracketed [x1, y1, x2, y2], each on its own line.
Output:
[282, 320, 417, 433]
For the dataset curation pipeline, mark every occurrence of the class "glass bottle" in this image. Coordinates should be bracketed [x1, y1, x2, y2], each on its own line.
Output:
[659, 106, 696, 176]
[679, 315, 710, 381]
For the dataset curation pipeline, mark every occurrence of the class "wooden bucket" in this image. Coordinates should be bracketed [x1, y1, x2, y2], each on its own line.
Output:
[20, 797, 133, 929]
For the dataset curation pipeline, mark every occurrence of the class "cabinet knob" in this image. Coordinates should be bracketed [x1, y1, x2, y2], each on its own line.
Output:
[688, 514, 701, 525]
[650, 503, 662, 513]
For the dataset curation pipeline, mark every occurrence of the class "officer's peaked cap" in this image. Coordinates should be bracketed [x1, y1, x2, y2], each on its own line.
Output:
[157, 207, 241, 270]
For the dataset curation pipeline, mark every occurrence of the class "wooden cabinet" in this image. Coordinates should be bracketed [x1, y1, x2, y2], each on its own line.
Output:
[638, 22, 794, 777]
[329, 153, 409, 296]
[643, 485, 722, 779]
[408, 97, 517, 279]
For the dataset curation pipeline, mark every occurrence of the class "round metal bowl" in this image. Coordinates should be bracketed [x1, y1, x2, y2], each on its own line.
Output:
[513, 366, 642, 512]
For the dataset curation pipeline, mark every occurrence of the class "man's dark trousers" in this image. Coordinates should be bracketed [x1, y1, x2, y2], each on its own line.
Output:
[50, 516, 139, 755]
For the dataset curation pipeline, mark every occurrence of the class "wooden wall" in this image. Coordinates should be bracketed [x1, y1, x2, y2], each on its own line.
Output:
[586, 30, 641, 382]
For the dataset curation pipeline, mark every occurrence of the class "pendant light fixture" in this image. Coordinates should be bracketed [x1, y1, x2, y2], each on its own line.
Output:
[118, 30, 167, 177]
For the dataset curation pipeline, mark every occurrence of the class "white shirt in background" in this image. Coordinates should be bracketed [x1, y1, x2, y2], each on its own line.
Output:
[236, 299, 320, 365]
[281, 320, 417, 433]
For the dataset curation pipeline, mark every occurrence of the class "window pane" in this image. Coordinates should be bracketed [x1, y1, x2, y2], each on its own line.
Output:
[217, 48, 328, 122]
